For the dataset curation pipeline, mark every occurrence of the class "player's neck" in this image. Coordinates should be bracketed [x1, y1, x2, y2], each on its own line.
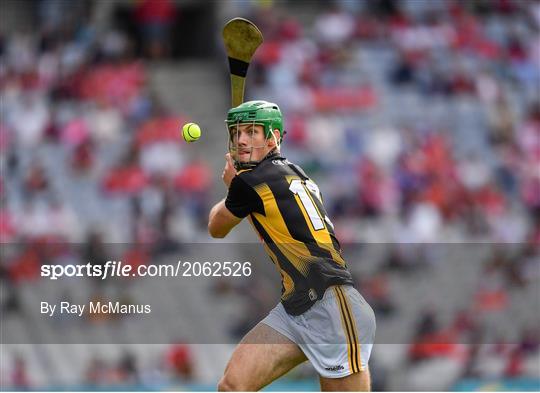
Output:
[263, 149, 280, 160]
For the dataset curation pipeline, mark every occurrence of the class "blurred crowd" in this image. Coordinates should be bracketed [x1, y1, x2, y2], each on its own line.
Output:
[1, 0, 539, 390]
[245, 0, 539, 244]
[0, 0, 212, 262]
[1, 1, 208, 387]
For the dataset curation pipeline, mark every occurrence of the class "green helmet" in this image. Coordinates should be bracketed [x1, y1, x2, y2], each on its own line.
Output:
[226, 100, 284, 142]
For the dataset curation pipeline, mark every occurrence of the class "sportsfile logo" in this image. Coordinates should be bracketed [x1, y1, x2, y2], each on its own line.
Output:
[40, 261, 252, 280]
[324, 365, 344, 372]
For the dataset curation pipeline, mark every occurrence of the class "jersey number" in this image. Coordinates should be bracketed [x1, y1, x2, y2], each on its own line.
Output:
[289, 179, 333, 230]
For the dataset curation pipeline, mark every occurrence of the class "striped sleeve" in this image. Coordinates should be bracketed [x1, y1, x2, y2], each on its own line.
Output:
[225, 175, 264, 218]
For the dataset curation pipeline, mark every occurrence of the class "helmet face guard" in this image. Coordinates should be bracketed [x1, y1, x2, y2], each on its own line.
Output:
[226, 101, 284, 170]
[227, 120, 274, 170]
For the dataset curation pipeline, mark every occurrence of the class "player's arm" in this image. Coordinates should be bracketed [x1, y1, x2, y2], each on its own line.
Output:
[209, 155, 240, 238]
[209, 153, 260, 238]
[208, 199, 242, 238]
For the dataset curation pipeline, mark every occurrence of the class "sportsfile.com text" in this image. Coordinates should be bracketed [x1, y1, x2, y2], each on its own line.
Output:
[41, 261, 252, 280]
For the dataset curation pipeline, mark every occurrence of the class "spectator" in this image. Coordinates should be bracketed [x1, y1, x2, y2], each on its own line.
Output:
[118, 351, 139, 384]
[166, 343, 194, 381]
[134, 0, 176, 58]
[86, 99, 124, 143]
[23, 160, 49, 196]
[11, 355, 30, 389]
[8, 93, 50, 147]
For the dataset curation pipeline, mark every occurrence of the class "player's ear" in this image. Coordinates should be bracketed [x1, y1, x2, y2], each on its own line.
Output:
[268, 129, 280, 148]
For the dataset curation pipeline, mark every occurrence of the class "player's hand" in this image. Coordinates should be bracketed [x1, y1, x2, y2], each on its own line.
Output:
[222, 153, 237, 188]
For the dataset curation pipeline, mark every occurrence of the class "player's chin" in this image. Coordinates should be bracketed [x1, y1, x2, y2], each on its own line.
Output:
[238, 152, 251, 161]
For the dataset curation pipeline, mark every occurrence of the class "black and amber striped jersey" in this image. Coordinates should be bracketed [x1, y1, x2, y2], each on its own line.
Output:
[225, 152, 354, 315]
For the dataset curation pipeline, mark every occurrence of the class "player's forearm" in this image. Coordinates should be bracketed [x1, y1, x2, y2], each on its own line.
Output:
[208, 199, 232, 238]
[208, 201, 243, 238]
[209, 199, 225, 222]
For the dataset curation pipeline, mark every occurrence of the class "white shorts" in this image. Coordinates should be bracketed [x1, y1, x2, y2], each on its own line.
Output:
[261, 285, 376, 378]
